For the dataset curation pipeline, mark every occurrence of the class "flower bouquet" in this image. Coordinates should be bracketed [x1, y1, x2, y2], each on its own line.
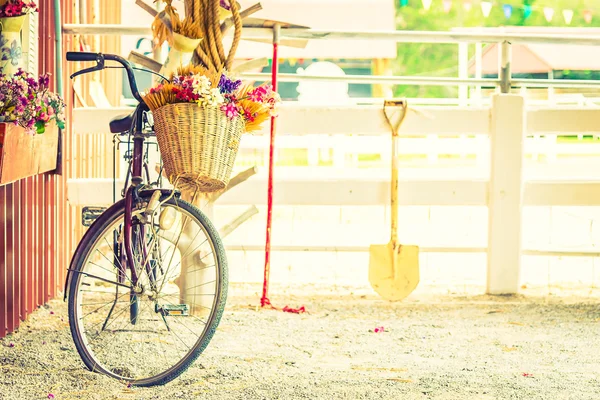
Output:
[143, 65, 280, 192]
[0, 0, 38, 74]
[143, 0, 276, 192]
[0, 69, 66, 133]
[0, 0, 37, 17]
[0, 69, 64, 185]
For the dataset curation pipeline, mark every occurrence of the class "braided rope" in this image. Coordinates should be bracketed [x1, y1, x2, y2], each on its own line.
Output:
[212, 0, 225, 65]
[225, 0, 242, 71]
[200, 0, 221, 70]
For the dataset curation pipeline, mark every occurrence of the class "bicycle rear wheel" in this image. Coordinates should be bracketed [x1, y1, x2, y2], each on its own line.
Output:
[68, 193, 228, 386]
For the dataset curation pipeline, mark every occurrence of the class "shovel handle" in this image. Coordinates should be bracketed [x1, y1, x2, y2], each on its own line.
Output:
[383, 99, 408, 138]
[383, 99, 408, 245]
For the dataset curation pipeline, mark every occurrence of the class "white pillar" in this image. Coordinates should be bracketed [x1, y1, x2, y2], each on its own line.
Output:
[487, 94, 525, 294]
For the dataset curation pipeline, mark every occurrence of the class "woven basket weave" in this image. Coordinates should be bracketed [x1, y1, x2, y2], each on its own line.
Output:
[153, 102, 244, 193]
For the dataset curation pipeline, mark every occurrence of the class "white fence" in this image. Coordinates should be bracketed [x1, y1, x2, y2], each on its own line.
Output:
[68, 98, 600, 294]
[62, 24, 600, 295]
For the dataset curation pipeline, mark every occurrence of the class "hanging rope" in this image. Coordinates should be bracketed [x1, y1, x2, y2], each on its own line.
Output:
[225, 0, 242, 71]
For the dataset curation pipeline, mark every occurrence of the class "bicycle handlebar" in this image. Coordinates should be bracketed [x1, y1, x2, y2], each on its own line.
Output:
[66, 51, 99, 62]
[66, 51, 143, 103]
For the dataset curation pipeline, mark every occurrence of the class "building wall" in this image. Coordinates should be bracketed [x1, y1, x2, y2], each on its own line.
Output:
[0, 0, 73, 338]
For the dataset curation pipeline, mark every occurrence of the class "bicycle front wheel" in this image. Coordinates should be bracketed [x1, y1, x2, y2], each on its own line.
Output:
[67, 193, 228, 386]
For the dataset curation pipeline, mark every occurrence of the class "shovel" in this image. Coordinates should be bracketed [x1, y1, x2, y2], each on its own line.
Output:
[368, 99, 420, 301]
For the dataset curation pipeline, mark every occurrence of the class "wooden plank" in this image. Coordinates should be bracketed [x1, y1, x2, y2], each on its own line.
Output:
[487, 94, 525, 295]
[47, 174, 56, 300]
[525, 180, 600, 206]
[67, 177, 488, 206]
[128, 51, 162, 73]
[73, 106, 492, 136]
[0, 186, 6, 338]
[66, 176, 600, 207]
[223, 244, 600, 257]
[25, 177, 33, 314]
[6, 182, 17, 332]
[528, 108, 600, 134]
[20, 179, 28, 318]
[67, 178, 125, 205]
[37, 175, 44, 307]
[135, 0, 157, 17]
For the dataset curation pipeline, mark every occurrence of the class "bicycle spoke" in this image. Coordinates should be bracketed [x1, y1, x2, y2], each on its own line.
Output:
[70, 197, 225, 384]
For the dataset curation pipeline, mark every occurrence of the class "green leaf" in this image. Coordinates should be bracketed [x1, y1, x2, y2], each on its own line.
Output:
[35, 120, 46, 134]
[56, 121, 65, 130]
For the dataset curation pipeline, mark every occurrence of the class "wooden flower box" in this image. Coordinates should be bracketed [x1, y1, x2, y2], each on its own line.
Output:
[0, 122, 60, 186]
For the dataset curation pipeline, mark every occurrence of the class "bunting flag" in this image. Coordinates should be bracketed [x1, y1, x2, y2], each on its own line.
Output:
[503, 4, 512, 19]
[563, 9, 573, 25]
[442, 0, 452, 13]
[399, 0, 595, 24]
[481, 1, 492, 18]
[543, 7, 554, 22]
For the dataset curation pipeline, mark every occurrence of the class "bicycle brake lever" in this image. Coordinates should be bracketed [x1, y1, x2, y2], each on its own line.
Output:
[69, 57, 105, 79]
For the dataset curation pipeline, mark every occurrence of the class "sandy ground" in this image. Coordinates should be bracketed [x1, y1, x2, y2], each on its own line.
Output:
[1, 286, 600, 400]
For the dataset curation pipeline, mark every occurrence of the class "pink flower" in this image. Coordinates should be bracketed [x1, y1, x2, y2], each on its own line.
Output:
[220, 102, 239, 119]
[48, 394, 55, 399]
[373, 326, 385, 333]
[247, 86, 268, 103]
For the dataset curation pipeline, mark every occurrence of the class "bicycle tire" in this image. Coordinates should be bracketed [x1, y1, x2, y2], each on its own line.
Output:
[67, 193, 228, 387]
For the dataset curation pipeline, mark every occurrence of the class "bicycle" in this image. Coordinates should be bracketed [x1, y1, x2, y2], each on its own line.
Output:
[63, 51, 228, 387]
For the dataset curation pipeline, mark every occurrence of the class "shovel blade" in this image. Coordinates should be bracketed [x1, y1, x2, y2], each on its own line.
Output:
[368, 242, 420, 301]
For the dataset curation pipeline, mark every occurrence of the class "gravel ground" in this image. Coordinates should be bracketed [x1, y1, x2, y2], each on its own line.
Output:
[1, 287, 600, 400]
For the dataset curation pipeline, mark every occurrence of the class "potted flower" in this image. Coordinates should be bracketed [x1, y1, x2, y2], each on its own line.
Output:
[0, 69, 65, 185]
[0, 0, 38, 74]
[0, 69, 66, 132]
[142, 65, 280, 192]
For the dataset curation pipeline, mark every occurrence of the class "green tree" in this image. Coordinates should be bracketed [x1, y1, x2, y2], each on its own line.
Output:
[393, 0, 598, 98]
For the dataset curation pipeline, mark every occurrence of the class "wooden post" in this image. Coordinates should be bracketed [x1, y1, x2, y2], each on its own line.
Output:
[487, 94, 525, 294]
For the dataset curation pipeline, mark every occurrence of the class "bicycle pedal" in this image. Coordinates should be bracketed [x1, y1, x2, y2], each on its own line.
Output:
[82, 206, 108, 227]
[157, 304, 190, 316]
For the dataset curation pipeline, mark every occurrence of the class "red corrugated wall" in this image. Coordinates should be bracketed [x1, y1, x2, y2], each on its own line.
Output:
[0, 0, 73, 338]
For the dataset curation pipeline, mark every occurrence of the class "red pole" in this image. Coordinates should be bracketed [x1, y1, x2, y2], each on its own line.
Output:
[261, 24, 281, 307]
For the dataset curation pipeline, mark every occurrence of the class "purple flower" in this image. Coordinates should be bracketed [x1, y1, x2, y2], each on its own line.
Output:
[218, 73, 241, 94]
[220, 0, 231, 10]
[0, 70, 65, 134]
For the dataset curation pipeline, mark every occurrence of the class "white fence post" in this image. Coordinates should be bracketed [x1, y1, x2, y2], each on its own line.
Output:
[487, 94, 525, 294]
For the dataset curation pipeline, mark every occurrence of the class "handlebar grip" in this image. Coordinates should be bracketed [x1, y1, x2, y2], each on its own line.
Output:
[66, 52, 100, 62]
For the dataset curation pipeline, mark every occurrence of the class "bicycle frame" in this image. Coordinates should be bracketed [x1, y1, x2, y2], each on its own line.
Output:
[64, 51, 167, 298]
[123, 102, 150, 285]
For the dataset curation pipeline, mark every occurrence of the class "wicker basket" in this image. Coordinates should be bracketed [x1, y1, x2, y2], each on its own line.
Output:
[153, 102, 245, 193]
